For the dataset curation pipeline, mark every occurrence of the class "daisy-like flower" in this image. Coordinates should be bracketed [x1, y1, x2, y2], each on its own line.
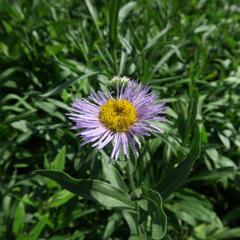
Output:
[68, 78, 165, 160]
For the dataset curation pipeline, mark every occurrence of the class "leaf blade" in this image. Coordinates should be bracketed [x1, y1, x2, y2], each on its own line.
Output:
[157, 125, 201, 199]
[35, 170, 134, 209]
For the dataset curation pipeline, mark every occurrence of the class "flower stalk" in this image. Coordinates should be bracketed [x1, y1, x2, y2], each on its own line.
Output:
[126, 157, 141, 200]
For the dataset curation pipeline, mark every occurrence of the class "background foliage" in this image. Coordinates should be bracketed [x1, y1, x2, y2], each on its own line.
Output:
[1, 0, 240, 239]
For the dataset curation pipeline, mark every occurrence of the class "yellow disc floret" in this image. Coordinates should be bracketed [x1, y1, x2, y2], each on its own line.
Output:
[99, 99, 137, 132]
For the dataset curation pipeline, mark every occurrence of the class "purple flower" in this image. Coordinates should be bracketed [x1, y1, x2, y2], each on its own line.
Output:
[68, 79, 165, 160]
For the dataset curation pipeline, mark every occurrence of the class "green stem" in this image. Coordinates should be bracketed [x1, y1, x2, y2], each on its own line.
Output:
[125, 157, 144, 236]
[126, 157, 136, 192]
[126, 157, 141, 200]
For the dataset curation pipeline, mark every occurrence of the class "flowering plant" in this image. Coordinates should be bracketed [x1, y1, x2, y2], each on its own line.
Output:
[36, 77, 201, 239]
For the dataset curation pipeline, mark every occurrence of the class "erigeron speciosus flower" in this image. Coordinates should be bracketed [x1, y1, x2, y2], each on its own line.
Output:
[68, 77, 165, 160]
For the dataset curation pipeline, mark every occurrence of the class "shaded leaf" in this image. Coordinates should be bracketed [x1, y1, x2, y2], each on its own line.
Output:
[157, 125, 201, 199]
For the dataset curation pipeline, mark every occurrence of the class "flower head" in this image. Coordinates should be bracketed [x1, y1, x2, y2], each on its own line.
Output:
[68, 78, 165, 160]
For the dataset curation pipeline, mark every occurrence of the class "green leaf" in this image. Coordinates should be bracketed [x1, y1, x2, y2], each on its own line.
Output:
[129, 237, 145, 240]
[35, 170, 134, 209]
[157, 125, 201, 199]
[103, 212, 122, 239]
[170, 201, 222, 229]
[51, 146, 66, 171]
[183, 94, 199, 143]
[13, 201, 25, 236]
[0, 67, 18, 83]
[41, 72, 97, 97]
[122, 211, 139, 236]
[48, 189, 75, 208]
[109, 0, 121, 47]
[29, 219, 48, 239]
[101, 150, 127, 191]
[187, 167, 237, 182]
[119, 2, 137, 22]
[84, 0, 103, 39]
[212, 228, 240, 239]
[100, 152, 138, 235]
[2, 196, 12, 219]
[138, 187, 167, 240]
[144, 22, 171, 51]
[151, 43, 185, 78]
[19, 215, 48, 240]
[218, 132, 231, 150]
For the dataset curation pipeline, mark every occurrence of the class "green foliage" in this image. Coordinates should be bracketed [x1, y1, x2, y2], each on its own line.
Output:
[1, 0, 240, 239]
[36, 170, 134, 209]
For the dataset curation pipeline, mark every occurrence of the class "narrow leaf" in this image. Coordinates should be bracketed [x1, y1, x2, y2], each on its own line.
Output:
[41, 72, 97, 97]
[187, 167, 236, 182]
[109, 0, 121, 47]
[157, 125, 201, 199]
[48, 189, 75, 208]
[13, 201, 25, 236]
[212, 228, 240, 239]
[35, 170, 134, 209]
[51, 146, 66, 171]
[138, 187, 167, 240]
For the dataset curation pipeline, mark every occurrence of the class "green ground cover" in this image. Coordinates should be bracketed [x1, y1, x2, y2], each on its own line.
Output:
[0, 0, 240, 239]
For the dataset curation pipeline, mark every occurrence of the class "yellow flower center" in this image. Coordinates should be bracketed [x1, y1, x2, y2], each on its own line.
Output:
[99, 99, 137, 132]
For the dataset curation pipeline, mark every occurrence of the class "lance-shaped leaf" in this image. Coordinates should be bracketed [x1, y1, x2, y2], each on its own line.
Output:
[35, 170, 134, 209]
[138, 187, 167, 240]
[157, 125, 201, 199]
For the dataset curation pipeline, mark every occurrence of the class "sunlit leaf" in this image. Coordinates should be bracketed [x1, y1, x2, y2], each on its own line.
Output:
[35, 170, 134, 209]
